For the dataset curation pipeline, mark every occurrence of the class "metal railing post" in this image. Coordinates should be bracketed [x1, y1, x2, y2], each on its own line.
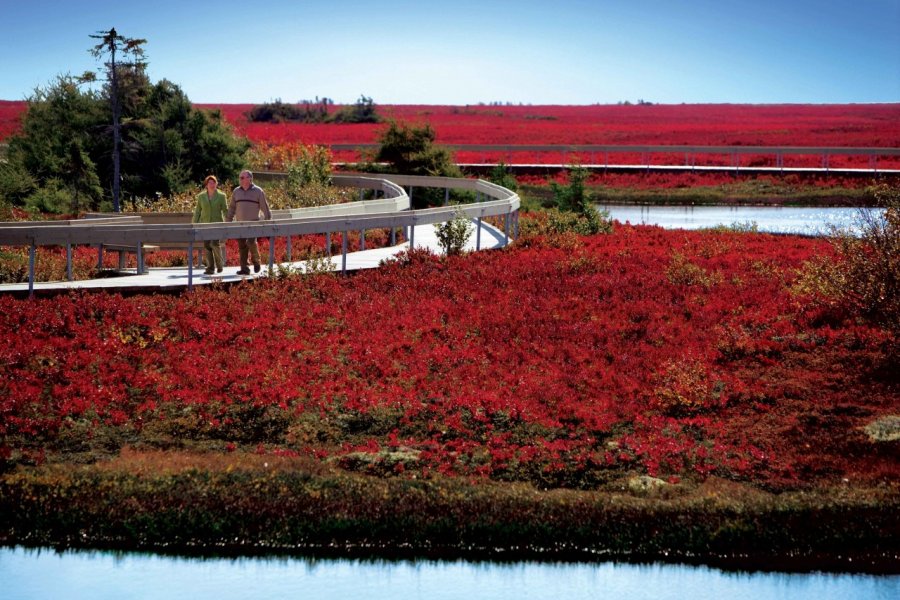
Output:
[504, 213, 510, 245]
[268, 236, 275, 271]
[341, 231, 348, 274]
[360, 229, 366, 251]
[66, 243, 73, 281]
[28, 242, 35, 299]
[187, 241, 194, 291]
[286, 236, 292, 263]
[326, 232, 332, 257]
[476, 217, 482, 250]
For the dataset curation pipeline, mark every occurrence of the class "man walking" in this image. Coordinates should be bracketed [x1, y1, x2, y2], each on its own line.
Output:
[227, 170, 271, 275]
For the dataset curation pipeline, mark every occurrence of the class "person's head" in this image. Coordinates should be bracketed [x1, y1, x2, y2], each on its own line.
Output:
[204, 175, 218, 192]
[239, 170, 253, 189]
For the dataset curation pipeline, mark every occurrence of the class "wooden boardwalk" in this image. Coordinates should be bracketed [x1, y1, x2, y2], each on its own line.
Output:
[0, 220, 508, 297]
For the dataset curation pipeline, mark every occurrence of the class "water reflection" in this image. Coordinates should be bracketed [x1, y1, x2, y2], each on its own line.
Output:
[1, 546, 897, 600]
[596, 205, 883, 235]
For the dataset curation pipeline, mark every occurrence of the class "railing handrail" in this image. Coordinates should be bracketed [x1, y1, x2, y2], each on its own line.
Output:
[327, 143, 900, 156]
[1, 173, 520, 294]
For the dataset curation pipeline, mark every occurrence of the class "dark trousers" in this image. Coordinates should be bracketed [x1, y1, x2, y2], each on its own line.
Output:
[237, 238, 261, 269]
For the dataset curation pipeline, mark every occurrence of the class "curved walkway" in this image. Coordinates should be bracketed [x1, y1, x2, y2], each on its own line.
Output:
[0, 174, 519, 297]
[0, 219, 508, 296]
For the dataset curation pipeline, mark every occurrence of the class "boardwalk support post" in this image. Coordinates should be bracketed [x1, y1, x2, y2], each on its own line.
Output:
[187, 241, 194, 291]
[66, 243, 73, 281]
[341, 230, 348, 274]
[28, 241, 36, 299]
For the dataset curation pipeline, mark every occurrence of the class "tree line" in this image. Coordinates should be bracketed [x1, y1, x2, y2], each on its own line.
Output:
[247, 95, 380, 124]
[0, 30, 249, 214]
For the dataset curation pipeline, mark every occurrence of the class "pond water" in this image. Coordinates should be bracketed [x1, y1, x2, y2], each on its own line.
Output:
[596, 205, 881, 235]
[1, 546, 897, 600]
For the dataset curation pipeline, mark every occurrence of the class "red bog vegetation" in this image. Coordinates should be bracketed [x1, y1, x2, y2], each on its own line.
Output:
[4, 102, 898, 172]
[1, 226, 896, 491]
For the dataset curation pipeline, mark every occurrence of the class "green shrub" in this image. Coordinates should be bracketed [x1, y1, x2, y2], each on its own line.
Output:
[434, 208, 473, 256]
[371, 121, 462, 207]
[519, 207, 611, 238]
[23, 179, 76, 214]
[331, 95, 380, 124]
[487, 161, 518, 192]
[0, 160, 37, 205]
[285, 145, 332, 188]
[548, 165, 612, 234]
[246, 99, 307, 123]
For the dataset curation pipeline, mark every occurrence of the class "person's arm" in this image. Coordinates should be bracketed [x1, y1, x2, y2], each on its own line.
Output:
[217, 192, 228, 221]
[260, 188, 272, 220]
[226, 191, 236, 222]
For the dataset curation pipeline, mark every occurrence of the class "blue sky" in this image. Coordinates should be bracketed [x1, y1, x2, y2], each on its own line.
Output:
[2, 0, 898, 104]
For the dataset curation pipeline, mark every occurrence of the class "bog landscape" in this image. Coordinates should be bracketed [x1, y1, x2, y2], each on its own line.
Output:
[0, 93, 898, 573]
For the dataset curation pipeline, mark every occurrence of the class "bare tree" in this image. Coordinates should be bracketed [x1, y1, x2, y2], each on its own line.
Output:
[89, 28, 146, 212]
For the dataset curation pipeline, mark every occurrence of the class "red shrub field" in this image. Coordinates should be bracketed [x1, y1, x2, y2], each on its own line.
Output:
[4, 101, 899, 170]
[199, 102, 900, 147]
[0, 101, 23, 141]
[211, 102, 900, 171]
[1, 225, 896, 492]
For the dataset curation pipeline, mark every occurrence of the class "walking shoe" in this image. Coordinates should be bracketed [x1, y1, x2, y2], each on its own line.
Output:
[204, 268, 215, 275]
[253, 263, 261, 273]
[216, 267, 223, 273]
[237, 268, 251, 275]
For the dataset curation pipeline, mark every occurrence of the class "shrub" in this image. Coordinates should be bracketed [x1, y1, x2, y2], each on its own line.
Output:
[795, 183, 899, 331]
[372, 121, 462, 207]
[666, 252, 723, 288]
[285, 145, 332, 188]
[331, 95, 380, 124]
[518, 207, 610, 239]
[273, 248, 336, 279]
[0, 160, 36, 205]
[434, 208, 473, 256]
[23, 179, 77, 214]
[246, 99, 307, 123]
[548, 165, 612, 234]
[652, 358, 724, 415]
[487, 161, 518, 192]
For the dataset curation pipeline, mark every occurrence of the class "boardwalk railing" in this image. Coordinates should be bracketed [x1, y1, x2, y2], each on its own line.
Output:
[0, 174, 520, 297]
[328, 144, 900, 172]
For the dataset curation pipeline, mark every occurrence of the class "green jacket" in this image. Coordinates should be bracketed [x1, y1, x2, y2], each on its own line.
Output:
[193, 189, 228, 223]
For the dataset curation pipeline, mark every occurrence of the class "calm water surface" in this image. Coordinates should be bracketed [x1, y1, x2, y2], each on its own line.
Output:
[1, 546, 897, 600]
[597, 205, 881, 235]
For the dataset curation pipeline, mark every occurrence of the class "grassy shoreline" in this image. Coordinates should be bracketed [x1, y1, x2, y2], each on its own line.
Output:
[518, 182, 882, 208]
[1, 453, 898, 573]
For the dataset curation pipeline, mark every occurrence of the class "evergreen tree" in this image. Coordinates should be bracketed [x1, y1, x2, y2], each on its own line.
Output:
[2, 32, 249, 213]
[90, 28, 148, 212]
